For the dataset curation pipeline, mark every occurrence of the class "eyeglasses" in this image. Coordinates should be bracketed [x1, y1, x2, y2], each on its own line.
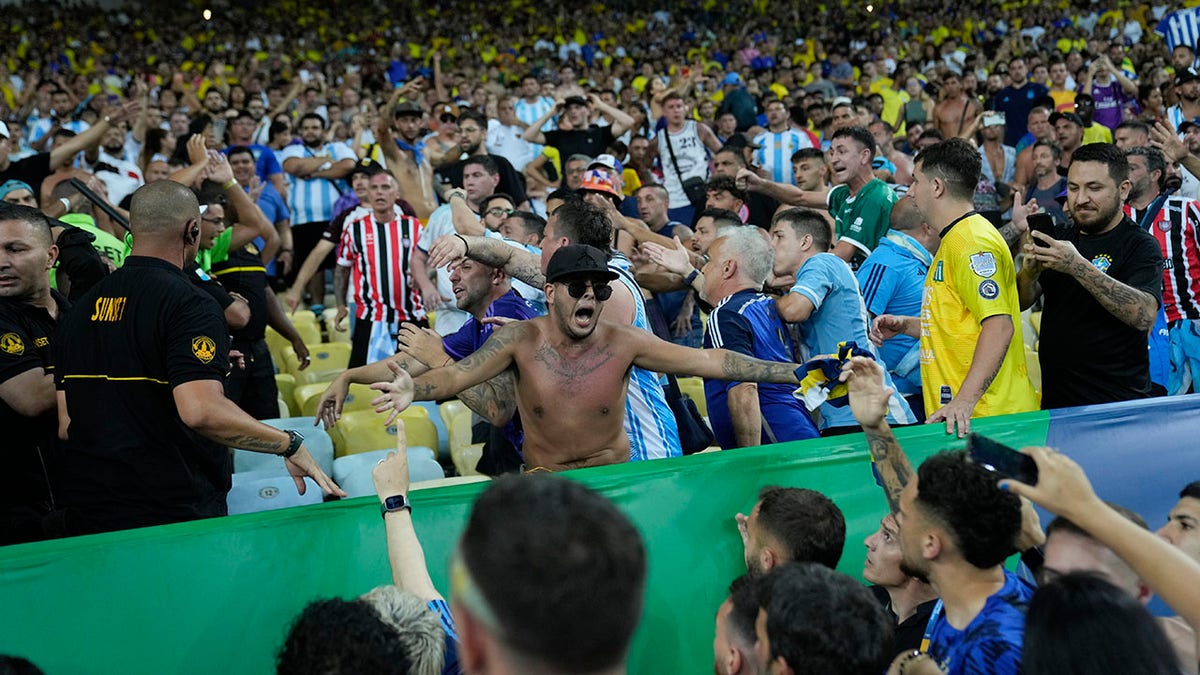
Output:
[486, 207, 514, 217]
[562, 279, 613, 301]
[439, 115, 457, 123]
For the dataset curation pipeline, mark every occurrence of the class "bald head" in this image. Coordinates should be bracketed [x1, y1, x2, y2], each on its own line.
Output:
[890, 196, 925, 232]
[130, 180, 200, 236]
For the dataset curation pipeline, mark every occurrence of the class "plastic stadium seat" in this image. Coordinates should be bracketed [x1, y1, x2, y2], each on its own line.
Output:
[322, 311, 351, 343]
[283, 342, 351, 385]
[1025, 347, 1042, 397]
[1029, 311, 1042, 336]
[286, 310, 319, 328]
[265, 324, 321, 368]
[294, 382, 377, 418]
[227, 471, 324, 515]
[233, 417, 334, 477]
[411, 400, 450, 458]
[439, 399, 468, 429]
[335, 409, 438, 458]
[275, 373, 296, 416]
[277, 396, 289, 417]
[331, 448, 445, 498]
[446, 407, 484, 477]
[675, 376, 708, 417]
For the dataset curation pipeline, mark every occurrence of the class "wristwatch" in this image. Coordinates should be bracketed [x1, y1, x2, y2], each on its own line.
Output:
[281, 430, 304, 458]
[380, 494, 412, 517]
[684, 268, 701, 287]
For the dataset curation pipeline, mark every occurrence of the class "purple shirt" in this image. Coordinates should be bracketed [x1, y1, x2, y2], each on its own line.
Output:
[1090, 79, 1127, 131]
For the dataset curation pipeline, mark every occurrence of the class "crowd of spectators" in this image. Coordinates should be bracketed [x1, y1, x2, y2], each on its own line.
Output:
[2, 0, 1200, 673]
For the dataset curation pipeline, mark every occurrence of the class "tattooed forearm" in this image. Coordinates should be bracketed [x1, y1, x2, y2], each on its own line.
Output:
[458, 370, 519, 426]
[216, 433, 285, 454]
[864, 425, 915, 514]
[469, 238, 546, 287]
[997, 222, 1023, 250]
[719, 351, 799, 383]
[1070, 259, 1158, 332]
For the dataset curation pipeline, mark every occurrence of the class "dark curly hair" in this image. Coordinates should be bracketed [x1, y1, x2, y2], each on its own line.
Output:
[276, 598, 414, 675]
[916, 450, 1021, 569]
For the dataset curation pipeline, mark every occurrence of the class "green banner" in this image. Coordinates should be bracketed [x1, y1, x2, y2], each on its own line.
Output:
[0, 413, 1049, 674]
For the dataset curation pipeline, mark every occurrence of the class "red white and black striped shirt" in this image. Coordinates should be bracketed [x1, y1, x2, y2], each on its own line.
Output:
[337, 206, 425, 323]
[1126, 196, 1200, 323]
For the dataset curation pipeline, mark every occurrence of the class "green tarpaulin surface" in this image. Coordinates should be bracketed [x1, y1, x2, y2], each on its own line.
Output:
[0, 412, 1049, 674]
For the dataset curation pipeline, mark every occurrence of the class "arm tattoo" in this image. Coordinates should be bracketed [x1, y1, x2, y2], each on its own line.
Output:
[216, 433, 284, 454]
[997, 223, 1023, 250]
[720, 351, 798, 383]
[863, 425, 915, 514]
[457, 370, 518, 426]
[410, 323, 522, 401]
[468, 239, 547, 287]
[1070, 259, 1158, 332]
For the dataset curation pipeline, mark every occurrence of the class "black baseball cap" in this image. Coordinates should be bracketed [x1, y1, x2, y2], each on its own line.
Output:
[1049, 111, 1083, 127]
[546, 245, 618, 284]
[563, 95, 589, 108]
[1176, 68, 1200, 87]
[1180, 116, 1200, 133]
[393, 100, 423, 118]
[350, 159, 386, 177]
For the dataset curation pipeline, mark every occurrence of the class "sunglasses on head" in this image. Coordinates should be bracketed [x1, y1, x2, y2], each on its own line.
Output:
[563, 279, 613, 301]
[487, 207, 514, 217]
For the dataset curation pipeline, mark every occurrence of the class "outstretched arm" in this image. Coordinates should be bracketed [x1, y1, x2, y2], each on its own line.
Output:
[625, 326, 798, 383]
[841, 356, 915, 514]
[372, 425, 442, 601]
[426, 233, 545, 287]
[371, 321, 526, 422]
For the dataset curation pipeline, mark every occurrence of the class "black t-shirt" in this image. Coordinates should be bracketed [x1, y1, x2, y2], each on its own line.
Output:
[52, 256, 232, 535]
[54, 224, 109, 301]
[542, 125, 616, 160]
[0, 153, 52, 202]
[186, 262, 236, 312]
[747, 192, 780, 230]
[212, 242, 270, 343]
[1037, 216, 1164, 409]
[870, 585, 938, 657]
[438, 154, 529, 207]
[0, 291, 68, 516]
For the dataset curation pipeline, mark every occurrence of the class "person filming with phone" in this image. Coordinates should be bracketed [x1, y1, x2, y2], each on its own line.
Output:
[1015, 143, 1163, 409]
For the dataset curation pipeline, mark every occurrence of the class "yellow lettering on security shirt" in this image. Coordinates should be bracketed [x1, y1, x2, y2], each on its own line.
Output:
[90, 296, 127, 322]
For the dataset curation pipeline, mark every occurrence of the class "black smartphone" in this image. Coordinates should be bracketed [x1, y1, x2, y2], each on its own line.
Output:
[1027, 213, 1056, 248]
[967, 433, 1039, 485]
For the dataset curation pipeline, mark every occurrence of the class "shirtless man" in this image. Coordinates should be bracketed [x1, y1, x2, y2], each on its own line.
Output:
[932, 73, 982, 140]
[379, 101, 438, 219]
[370, 245, 804, 471]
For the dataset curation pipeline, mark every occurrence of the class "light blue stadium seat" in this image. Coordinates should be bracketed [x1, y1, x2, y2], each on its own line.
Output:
[233, 417, 334, 477]
[227, 471, 324, 515]
[331, 447, 444, 498]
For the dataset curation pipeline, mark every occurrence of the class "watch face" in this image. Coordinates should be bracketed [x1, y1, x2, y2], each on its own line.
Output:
[385, 495, 408, 511]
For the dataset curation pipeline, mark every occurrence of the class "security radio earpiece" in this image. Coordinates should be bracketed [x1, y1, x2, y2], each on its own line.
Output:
[186, 220, 200, 245]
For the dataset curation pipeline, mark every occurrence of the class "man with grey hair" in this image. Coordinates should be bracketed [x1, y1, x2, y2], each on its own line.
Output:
[700, 226, 819, 448]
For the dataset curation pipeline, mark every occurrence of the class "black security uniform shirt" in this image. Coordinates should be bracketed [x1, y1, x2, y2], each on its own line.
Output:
[52, 256, 232, 535]
[211, 242, 269, 343]
[0, 290, 68, 543]
[1037, 216, 1164, 409]
[542, 125, 617, 161]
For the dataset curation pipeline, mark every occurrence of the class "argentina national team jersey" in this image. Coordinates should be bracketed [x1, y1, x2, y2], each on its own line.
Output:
[609, 260, 683, 460]
[753, 129, 817, 185]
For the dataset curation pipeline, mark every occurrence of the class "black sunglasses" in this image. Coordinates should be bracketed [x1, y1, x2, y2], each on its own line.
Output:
[563, 279, 612, 301]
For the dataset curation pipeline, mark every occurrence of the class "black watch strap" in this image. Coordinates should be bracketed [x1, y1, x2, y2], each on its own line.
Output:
[381, 494, 412, 517]
[281, 430, 303, 458]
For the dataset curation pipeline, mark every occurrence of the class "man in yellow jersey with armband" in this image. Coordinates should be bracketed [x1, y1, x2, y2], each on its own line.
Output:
[871, 139, 1037, 437]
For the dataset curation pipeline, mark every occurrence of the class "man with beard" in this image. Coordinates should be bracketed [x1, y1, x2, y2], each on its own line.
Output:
[932, 72, 982, 141]
[82, 120, 143, 206]
[1050, 111, 1086, 173]
[1168, 69, 1200, 133]
[222, 109, 288, 209]
[1123, 146, 1200, 395]
[753, 99, 818, 185]
[370, 244, 808, 472]
[279, 113, 355, 303]
[994, 57, 1049, 147]
[438, 109, 529, 210]
[841, 356, 1032, 675]
[1015, 143, 1162, 409]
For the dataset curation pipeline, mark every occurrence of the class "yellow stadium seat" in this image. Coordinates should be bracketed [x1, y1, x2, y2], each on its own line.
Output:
[1025, 347, 1042, 397]
[322, 308, 351, 343]
[446, 407, 483, 476]
[266, 324, 322, 369]
[335, 408, 438, 457]
[283, 342, 351, 385]
[295, 382, 377, 417]
[1029, 311, 1042, 336]
[675, 376, 707, 417]
[275, 374, 296, 416]
[439, 399, 469, 429]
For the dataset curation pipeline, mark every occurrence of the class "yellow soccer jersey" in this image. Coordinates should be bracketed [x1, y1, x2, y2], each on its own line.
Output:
[919, 212, 1039, 417]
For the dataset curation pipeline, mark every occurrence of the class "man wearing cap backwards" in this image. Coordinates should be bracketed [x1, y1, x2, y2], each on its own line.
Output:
[371, 244, 807, 471]
[522, 93, 635, 161]
[379, 100, 438, 220]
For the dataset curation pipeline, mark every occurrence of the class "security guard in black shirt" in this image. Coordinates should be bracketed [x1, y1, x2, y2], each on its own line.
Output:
[0, 203, 68, 545]
[51, 180, 344, 537]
